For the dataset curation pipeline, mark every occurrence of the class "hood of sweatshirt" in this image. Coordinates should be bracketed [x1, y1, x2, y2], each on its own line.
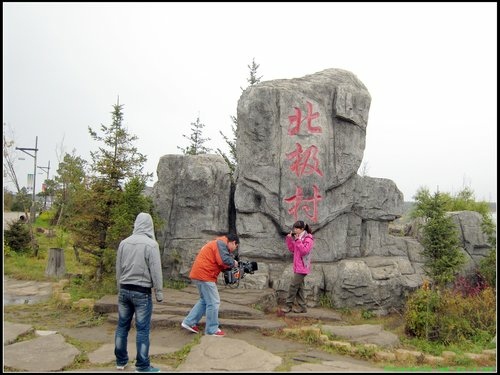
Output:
[132, 212, 156, 240]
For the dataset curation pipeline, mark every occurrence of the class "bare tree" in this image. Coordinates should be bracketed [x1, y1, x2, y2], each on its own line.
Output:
[219, 58, 263, 176]
[3, 124, 21, 192]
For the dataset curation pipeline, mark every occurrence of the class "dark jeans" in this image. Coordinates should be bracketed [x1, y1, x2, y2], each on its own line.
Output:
[114, 288, 153, 370]
[286, 273, 307, 309]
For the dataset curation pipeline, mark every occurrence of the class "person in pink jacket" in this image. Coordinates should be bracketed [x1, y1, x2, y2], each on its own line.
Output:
[282, 220, 314, 313]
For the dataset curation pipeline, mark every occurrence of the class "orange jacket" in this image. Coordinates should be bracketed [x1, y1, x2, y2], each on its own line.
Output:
[189, 236, 234, 282]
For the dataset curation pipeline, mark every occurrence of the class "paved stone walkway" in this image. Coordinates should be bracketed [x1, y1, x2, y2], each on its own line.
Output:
[4, 279, 390, 372]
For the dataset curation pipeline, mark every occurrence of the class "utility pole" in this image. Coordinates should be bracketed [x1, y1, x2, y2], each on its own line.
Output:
[38, 160, 50, 209]
[16, 136, 38, 222]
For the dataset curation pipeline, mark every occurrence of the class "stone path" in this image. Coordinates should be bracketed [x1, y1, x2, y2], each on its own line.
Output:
[4, 280, 391, 372]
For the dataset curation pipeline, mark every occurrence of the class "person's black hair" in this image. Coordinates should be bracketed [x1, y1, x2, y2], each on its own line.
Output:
[293, 220, 312, 234]
[226, 233, 240, 244]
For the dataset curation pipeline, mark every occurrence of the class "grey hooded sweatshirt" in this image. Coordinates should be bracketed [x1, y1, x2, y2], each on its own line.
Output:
[116, 212, 163, 302]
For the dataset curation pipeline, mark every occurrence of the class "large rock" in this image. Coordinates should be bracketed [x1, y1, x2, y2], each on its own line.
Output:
[151, 69, 491, 313]
[234, 69, 403, 258]
[448, 211, 492, 272]
[232, 68, 409, 312]
[152, 154, 232, 279]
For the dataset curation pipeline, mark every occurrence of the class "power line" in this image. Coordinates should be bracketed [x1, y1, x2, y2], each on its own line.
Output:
[15, 136, 38, 222]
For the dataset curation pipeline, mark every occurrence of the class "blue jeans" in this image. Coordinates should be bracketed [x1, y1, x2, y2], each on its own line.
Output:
[182, 280, 220, 335]
[114, 289, 153, 370]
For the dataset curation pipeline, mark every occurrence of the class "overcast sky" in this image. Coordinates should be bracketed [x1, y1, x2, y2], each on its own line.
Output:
[3, 2, 497, 202]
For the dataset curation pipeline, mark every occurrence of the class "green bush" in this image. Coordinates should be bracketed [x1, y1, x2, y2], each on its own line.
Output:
[404, 285, 496, 345]
[479, 249, 496, 288]
[438, 288, 496, 345]
[4, 220, 31, 253]
[37, 209, 57, 228]
[3, 240, 13, 257]
[318, 292, 334, 308]
[10, 200, 25, 212]
[404, 287, 442, 340]
[66, 273, 117, 301]
[361, 309, 375, 320]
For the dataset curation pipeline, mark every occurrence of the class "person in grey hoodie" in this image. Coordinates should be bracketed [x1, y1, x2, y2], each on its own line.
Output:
[114, 212, 163, 373]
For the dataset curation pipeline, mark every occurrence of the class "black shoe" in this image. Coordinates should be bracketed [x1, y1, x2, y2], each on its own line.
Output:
[282, 306, 292, 313]
[293, 307, 307, 313]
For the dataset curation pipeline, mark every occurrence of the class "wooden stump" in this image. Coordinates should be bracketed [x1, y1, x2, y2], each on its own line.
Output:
[45, 248, 66, 278]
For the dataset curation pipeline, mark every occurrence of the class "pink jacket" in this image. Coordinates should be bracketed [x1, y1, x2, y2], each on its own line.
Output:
[285, 232, 314, 274]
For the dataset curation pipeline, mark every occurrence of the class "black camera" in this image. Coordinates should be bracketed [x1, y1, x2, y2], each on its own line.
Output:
[240, 260, 258, 274]
[223, 260, 258, 287]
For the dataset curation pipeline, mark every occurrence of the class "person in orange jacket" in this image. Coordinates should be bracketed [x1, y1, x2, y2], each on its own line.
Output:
[181, 233, 239, 337]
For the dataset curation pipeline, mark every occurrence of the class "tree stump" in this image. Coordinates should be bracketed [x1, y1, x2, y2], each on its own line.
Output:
[45, 248, 66, 278]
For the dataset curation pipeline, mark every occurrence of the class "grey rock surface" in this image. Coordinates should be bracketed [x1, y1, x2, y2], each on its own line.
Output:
[3, 332, 80, 372]
[176, 336, 283, 372]
[322, 324, 400, 348]
[3, 276, 53, 305]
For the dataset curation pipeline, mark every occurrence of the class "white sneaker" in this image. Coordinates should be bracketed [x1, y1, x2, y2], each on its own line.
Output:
[181, 321, 200, 333]
[206, 328, 225, 337]
[116, 363, 127, 370]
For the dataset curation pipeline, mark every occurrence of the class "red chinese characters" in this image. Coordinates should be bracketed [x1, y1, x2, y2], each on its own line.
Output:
[287, 101, 322, 136]
[286, 143, 323, 178]
[284, 101, 324, 223]
[284, 185, 322, 224]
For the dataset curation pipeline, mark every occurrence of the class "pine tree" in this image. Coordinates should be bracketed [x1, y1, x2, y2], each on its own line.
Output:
[246, 57, 263, 86]
[218, 58, 263, 176]
[88, 101, 151, 186]
[107, 176, 157, 249]
[66, 100, 153, 281]
[415, 189, 466, 287]
[178, 116, 212, 155]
